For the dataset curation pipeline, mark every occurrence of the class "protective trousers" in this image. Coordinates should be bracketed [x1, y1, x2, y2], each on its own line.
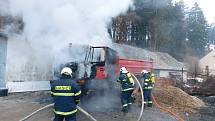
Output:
[53, 114, 76, 121]
[121, 90, 133, 113]
[143, 89, 152, 107]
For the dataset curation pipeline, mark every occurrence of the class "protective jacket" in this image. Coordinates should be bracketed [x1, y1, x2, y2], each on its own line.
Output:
[117, 72, 134, 92]
[143, 73, 153, 90]
[51, 78, 81, 116]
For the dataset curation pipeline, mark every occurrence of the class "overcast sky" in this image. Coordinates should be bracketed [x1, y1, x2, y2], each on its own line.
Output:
[174, 0, 215, 24]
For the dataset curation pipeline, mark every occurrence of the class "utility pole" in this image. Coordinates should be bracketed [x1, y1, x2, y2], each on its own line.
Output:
[182, 67, 184, 82]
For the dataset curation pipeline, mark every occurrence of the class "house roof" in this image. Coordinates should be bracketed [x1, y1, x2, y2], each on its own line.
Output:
[199, 50, 215, 70]
[110, 43, 186, 70]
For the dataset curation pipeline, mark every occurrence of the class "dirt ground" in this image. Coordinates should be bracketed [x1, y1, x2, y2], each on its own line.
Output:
[0, 92, 49, 121]
[0, 91, 177, 121]
[183, 96, 215, 121]
[1, 91, 214, 121]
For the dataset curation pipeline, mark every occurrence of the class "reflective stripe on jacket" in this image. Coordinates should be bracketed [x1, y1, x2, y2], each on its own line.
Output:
[50, 79, 81, 115]
[117, 72, 134, 92]
[143, 73, 153, 90]
[53, 109, 78, 116]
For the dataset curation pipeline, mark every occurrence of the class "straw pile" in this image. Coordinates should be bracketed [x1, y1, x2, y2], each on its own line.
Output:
[153, 86, 205, 113]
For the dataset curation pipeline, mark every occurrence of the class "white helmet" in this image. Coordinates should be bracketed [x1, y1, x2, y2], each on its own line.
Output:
[61, 67, 73, 76]
[120, 67, 128, 73]
[141, 70, 148, 74]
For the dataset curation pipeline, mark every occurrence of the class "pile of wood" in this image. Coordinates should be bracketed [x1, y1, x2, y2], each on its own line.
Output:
[195, 78, 215, 96]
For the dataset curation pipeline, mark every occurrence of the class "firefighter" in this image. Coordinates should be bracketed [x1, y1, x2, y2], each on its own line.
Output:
[141, 70, 154, 107]
[50, 67, 81, 121]
[117, 67, 135, 113]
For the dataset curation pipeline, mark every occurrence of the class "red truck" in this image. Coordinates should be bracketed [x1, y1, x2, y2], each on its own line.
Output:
[84, 46, 153, 79]
[61, 46, 153, 94]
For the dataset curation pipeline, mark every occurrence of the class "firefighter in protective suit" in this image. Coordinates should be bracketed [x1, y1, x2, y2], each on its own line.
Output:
[50, 67, 81, 121]
[141, 70, 155, 107]
[117, 67, 135, 113]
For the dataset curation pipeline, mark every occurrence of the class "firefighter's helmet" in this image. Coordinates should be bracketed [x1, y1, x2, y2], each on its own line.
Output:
[120, 67, 128, 73]
[61, 67, 73, 76]
[141, 70, 148, 74]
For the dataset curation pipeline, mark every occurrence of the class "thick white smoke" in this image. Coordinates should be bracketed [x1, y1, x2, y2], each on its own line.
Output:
[8, 0, 133, 54]
[0, 0, 9, 15]
[5, 0, 133, 81]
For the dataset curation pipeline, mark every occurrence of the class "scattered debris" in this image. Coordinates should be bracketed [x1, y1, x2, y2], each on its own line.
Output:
[195, 78, 215, 96]
[184, 77, 215, 96]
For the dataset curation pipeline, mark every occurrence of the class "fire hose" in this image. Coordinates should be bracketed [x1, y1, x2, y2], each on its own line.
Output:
[131, 74, 144, 121]
[151, 94, 185, 121]
[132, 74, 184, 121]
[19, 104, 97, 121]
[19, 75, 184, 121]
[114, 74, 144, 121]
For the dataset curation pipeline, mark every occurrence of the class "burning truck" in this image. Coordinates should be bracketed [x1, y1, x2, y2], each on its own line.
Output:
[55, 45, 153, 95]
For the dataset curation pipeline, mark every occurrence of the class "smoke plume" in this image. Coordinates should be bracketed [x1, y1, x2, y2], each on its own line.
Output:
[8, 0, 133, 56]
[4, 0, 138, 114]
[3, 0, 133, 81]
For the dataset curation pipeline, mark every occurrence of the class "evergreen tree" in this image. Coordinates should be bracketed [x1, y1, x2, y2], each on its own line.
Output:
[208, 25, 215, 45]
[162, 0, 187, 60]
[109, 0, 209, 60]
[186, 2, 208, 57]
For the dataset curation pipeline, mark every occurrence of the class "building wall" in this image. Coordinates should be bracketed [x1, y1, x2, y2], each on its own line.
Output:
[5, 36, 53, 92]
[156, 69, 187, 82]
[199, 50, 215, 75]
[0, 34, 7, 88]
[159, 70, 169, 77]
